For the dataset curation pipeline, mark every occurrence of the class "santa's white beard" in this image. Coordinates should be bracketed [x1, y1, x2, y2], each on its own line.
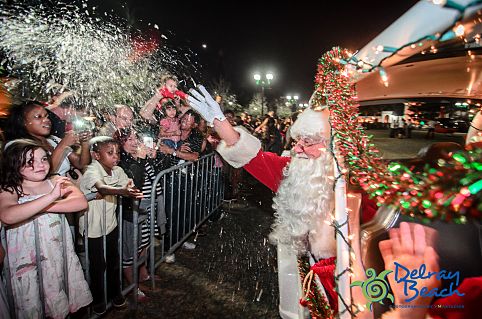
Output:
[270, 152, 336, 260]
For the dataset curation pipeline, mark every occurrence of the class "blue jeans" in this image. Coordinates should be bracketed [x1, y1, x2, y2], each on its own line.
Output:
[162, 139, 181, 149]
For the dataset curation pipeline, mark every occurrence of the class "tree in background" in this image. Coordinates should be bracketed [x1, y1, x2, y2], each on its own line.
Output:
[247, 92, 264, 117]
[212, 77, 243, 113]
[273, 98, 294, 118]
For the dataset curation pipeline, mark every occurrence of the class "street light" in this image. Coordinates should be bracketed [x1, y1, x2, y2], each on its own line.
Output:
[285, 94, 300, 112]
[253, 72, 274, 116]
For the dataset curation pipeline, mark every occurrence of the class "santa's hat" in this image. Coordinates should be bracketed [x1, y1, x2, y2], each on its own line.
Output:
[290, 93, 330, 140]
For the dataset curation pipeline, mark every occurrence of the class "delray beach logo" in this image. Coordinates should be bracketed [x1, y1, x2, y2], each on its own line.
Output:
[350, 268, 394, 311]
[351, 263, 465, 311]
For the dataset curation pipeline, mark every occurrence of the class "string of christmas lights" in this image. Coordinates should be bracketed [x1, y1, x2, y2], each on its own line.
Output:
[343, 0, 482, 87]
[314, 46, 482, 223]
[308, 44, 481, 319]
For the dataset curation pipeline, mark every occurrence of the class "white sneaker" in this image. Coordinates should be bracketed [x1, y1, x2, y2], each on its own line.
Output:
[182, 242, 196, 250]
[165, 254, 176, 263]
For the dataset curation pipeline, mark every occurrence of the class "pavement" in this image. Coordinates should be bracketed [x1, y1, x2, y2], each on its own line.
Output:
[365, 129, 465, 159]
[106, 175, 280, 319]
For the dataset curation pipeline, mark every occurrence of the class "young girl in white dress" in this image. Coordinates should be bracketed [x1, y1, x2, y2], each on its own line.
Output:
[0, 139, 92, 319]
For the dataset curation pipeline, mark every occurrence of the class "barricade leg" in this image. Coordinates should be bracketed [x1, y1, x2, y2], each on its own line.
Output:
[182, 169, 189, 236]
[118, 200, 123, 292]
[199, 159, 205, 220]
[189, 165, 195, 230]
[194, 161, 200, 226]
[83, 212, 91, 316]
[1, 228, 16, 319]
[214, 165, 221, 208]
[132, 200, 139, 309]
[176, 169, 182, 243]
[103, 202, 108, 309]
[209, 156, 215, 215]
[168, 173, 175, 249]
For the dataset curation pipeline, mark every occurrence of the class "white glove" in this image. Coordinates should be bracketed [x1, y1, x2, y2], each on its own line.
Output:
[188, 85, 226, 126]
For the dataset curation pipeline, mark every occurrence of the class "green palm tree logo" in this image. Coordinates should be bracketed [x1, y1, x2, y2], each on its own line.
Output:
[351, 268, 394, 311]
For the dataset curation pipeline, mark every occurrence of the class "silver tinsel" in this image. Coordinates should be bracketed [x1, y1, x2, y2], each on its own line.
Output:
[0, 1, 198, 116]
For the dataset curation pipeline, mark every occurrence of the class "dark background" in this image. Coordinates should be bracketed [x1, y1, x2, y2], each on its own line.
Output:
[92, 0, 419, 105]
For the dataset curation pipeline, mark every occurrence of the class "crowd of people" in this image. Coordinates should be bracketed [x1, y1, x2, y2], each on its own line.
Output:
[222, 109, 299, 156]
[0, 73, 227, 317]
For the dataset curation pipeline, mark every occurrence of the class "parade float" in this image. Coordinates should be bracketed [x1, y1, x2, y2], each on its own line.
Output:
[279, 1, 482, 318]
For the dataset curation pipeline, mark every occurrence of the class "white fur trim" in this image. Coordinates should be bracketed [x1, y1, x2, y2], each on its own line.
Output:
[309, 220, 336, 259]
[290, 107, 330, 140]
[216, 126, 261, 168]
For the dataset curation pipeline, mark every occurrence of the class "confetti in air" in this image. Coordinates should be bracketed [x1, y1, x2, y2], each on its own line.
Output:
[0, 1, 199, 116]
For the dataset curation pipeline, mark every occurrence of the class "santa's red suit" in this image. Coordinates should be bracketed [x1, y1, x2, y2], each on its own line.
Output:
[216, 113, 373, 318]
[216, 121, 481, 319]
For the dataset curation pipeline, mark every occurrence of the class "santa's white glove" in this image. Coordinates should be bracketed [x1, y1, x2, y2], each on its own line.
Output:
[188, 85, 226, 126]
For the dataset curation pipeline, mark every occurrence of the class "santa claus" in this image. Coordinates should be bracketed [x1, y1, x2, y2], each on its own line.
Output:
[188, 86, 344, 318]
[188, 85, 482, 319]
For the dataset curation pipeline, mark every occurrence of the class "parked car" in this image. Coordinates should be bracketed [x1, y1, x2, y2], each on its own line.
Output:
[432, 119, 457, 133]
[437, 118, 469, 133]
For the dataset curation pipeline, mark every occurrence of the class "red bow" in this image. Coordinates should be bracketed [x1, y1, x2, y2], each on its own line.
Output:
[311, 257, 338, 314]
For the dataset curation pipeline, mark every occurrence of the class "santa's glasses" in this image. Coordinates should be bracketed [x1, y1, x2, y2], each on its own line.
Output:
[294, 137, 328, 148]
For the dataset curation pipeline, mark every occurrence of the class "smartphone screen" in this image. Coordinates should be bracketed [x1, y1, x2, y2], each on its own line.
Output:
[143, 136, 154, 149]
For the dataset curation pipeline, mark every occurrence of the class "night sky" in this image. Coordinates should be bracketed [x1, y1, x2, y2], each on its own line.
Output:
[93, 0, 419, 105]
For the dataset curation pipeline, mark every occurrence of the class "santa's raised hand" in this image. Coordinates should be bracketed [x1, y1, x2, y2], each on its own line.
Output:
[188, 85, 226, 126]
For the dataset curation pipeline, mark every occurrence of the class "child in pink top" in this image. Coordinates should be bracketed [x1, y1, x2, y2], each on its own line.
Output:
[158, 98, 181, 149]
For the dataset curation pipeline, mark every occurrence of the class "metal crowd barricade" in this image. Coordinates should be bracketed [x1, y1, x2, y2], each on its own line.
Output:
[148, 152, 224, 288]
[0, 153, 224, 317]
[83, 196, 143, 318]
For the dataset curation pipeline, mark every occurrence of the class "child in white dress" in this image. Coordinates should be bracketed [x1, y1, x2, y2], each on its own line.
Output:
[0, 139, 92, 319]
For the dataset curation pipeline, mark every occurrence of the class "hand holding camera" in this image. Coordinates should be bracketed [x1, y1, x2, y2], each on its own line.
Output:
[77, 131, 93, 143]
[72, 116, 95, 134]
